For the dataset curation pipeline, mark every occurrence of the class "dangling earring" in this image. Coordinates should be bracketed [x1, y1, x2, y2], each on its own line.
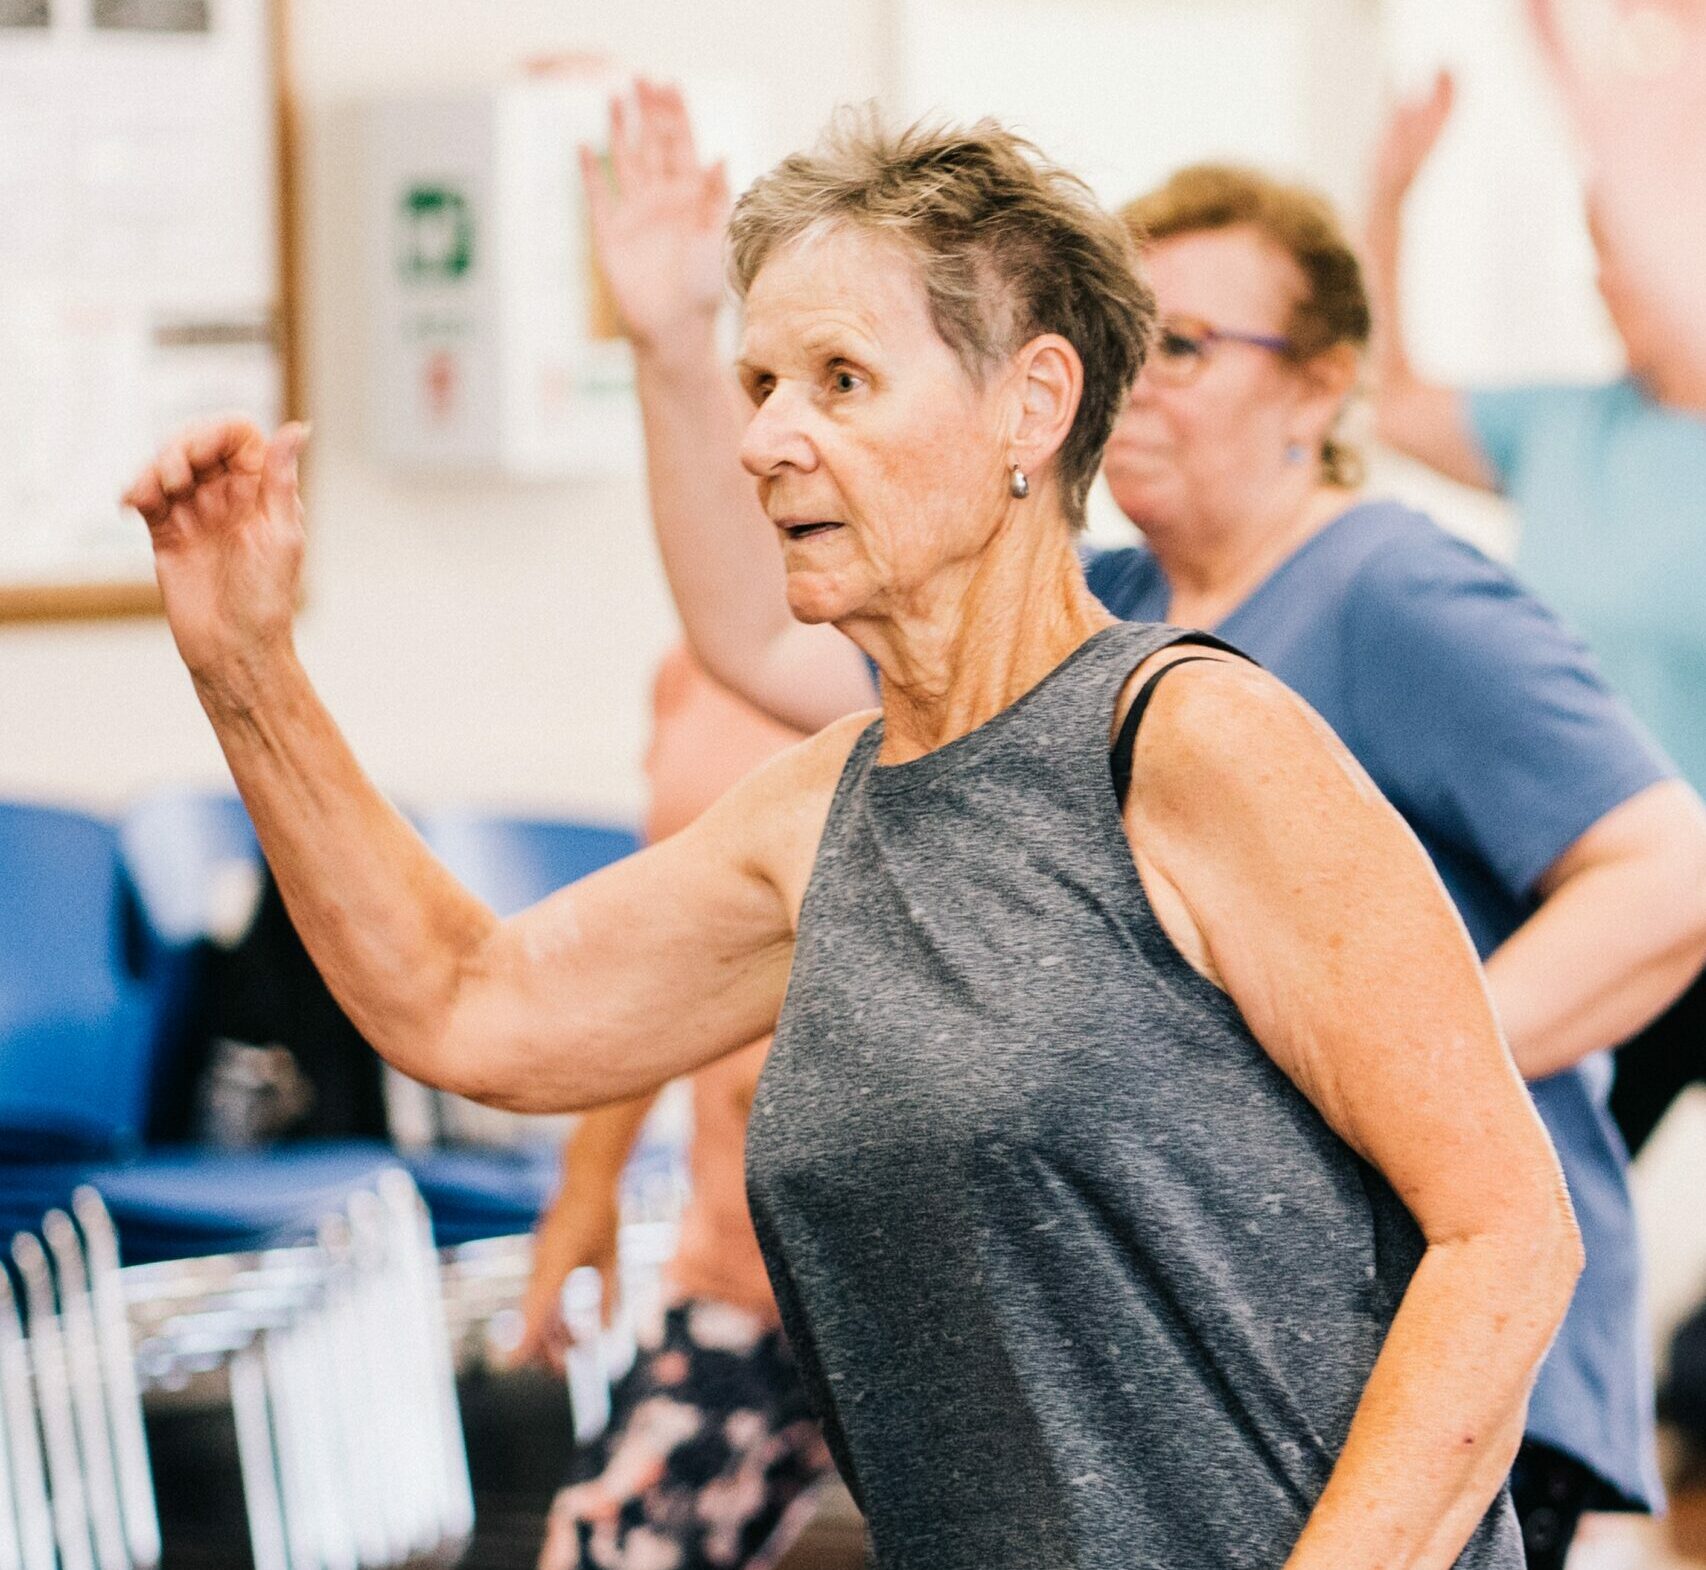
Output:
[1284, 440, 1307, 464]
[1009, 463, 1030, 499]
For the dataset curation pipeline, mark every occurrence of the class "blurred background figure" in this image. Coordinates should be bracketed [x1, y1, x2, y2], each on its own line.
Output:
[512, 644, 834, 1570]
[1366, 0, 1706, 1164]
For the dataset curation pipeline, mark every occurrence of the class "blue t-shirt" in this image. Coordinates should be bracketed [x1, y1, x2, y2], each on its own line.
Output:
[1086, 499, 1671, 1509]
[1469, 377, 1706, 794]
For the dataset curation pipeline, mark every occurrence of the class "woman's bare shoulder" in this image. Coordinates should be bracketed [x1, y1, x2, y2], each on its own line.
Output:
[689, 709, 882, 912]
[1125, 654, 1390, 862]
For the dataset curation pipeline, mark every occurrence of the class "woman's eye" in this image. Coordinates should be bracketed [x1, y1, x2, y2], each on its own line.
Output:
[830, 369, 862, 393]
[1159, 332, 1201, 360]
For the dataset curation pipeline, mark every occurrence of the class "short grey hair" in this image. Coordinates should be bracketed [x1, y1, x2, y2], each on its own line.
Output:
[727, 109, 1155, 527]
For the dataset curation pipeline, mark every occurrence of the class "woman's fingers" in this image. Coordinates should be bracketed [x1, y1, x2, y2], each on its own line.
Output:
[122, 464, 168, 525]
[260, 421, 309, 518]
[701, 159, 731, 227]
[630, 78, 664, 182]
[649, 79, 697, 178]
[125, 419, 293, 538]
[580, 142, 612, 236]
[1372, 69, 1457, 203]
[184, 419, 255, 475]
[607, 91, 641, 199]
[156, 441, 195, 500]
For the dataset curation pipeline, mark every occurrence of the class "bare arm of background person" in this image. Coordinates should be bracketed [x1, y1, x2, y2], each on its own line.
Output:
[124, 419, 856, 1114]
[511, 1092, 658, 1370]
[1129, 652, 1581, 1570]
[581, 80, 875, 732]
[1528, 0, 1706, 386]
[1489, 780, 1706, 1080]
[1363, 71, 1498, 490]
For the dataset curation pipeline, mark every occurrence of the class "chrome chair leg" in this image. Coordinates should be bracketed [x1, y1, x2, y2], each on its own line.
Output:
[230, 1343, 292, 1570]
[375, 1173, 474, 1560]
[70, 1191, 160, 1570]
[12, 1234, 96, 1570]
[42, 1212, 129, 1570]
[0, 1270, 55, 1570]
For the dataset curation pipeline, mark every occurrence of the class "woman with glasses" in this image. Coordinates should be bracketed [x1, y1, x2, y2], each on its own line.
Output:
[578, 89, 1706, 1570]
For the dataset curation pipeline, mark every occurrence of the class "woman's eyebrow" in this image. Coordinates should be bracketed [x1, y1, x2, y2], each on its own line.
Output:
[800, 319, 879, 359]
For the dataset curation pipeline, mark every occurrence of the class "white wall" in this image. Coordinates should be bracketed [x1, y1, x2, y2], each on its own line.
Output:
[0, 0, 892, 820]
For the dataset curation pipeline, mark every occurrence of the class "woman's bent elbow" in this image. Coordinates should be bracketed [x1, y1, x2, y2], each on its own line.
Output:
[1527, 1195, 1586, 1333]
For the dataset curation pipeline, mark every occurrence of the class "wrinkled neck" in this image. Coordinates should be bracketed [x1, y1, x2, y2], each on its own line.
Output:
[849, 509, 1112, 764]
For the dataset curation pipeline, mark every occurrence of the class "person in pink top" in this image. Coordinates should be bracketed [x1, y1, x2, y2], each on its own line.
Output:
[513, 645, 830, 1570]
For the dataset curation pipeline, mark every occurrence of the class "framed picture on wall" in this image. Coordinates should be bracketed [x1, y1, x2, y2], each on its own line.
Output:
[0, 0, 295, 621]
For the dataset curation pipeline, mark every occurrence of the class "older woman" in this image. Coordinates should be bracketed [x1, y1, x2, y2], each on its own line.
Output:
[598, 86, 1706, 1570]
[128, 115, 1575, 1569]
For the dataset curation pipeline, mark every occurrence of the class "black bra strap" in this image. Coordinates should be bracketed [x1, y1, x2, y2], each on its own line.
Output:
[1111, 636, 1249, 809]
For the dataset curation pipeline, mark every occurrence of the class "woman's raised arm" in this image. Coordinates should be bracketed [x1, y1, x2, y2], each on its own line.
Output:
[583, 80, 875, 730]
[125, 419, 827, 1113]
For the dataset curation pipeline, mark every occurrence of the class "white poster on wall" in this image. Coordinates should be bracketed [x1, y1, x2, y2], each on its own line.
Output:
[0, 0, 282, 591]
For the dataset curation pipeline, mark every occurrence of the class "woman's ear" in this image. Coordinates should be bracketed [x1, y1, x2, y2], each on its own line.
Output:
[1008, 334, 1084, 474]
[1296, 343, 1360, 428]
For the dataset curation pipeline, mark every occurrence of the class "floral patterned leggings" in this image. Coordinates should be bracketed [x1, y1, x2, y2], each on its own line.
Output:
[540, 1300, 834, 1570]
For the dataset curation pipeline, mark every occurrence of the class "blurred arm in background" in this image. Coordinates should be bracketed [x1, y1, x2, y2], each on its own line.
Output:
[580, 80, 876, 733]
[511, 1092, 658, 1371]
[1367, 2, 1706, 485]
[1527, 0, 1706, 397]
[1363, 70, 1498, 490]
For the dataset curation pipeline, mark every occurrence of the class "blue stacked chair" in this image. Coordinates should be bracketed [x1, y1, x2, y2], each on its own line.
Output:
[0, 792, 467, 1570]
[0, 801, 162, 1161]
[411, 809, 644, 1244]
[0, 790, 404, 1260]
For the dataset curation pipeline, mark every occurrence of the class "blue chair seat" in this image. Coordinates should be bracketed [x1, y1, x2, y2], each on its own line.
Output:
[404, 1145, 561, 1246]
[0, 1142, 403, 1263]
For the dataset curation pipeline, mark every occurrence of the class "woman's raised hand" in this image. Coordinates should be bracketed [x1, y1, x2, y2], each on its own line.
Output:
[1367, 70, 1456, 229]
[1526, 0, 1706, 368]
[123, 419, 308, 702]
[579, 78, 731, 356]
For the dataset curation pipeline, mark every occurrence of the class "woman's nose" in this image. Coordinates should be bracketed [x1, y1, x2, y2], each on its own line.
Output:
[738, 387, 816, 479]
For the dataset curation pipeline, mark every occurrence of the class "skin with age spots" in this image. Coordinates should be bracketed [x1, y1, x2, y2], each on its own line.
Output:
[736, 227, 1026, 637]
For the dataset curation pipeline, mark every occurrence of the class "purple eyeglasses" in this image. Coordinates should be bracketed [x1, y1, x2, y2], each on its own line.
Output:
[1147, 313, 1294, 386]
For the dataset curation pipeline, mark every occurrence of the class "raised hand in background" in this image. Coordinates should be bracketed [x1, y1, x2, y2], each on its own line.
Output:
[580, 78, 731, 359]
[1527, 0, 1706, 380]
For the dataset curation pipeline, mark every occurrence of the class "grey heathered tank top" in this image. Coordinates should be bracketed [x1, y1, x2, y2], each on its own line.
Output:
[746, 621, 1522, 1570]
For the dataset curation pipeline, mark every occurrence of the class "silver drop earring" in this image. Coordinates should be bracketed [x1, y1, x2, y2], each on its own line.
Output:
[1284, 441, 1307, 464]
[1009, 463, 1030, 499]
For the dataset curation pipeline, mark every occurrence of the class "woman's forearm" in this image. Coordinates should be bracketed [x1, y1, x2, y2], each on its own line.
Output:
[634, 331, 793, 675]
[1285, 1219, 1580, 1570]
[561, 1090, 662, 1197]
[1488, 784, 1706, 1080]
[196, 646, 499, 1095]
[1488, 861, 1706, 1080]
